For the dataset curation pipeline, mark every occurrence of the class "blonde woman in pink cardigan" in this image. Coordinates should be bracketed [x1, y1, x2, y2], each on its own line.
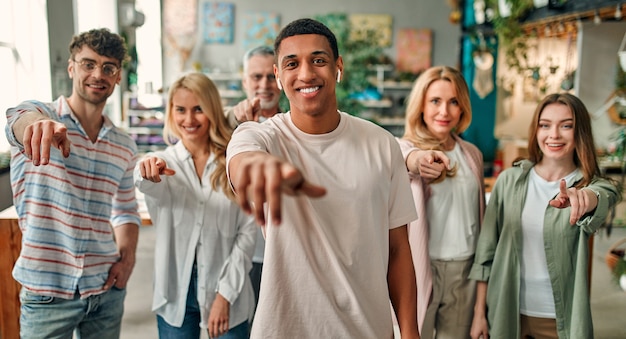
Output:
[397, 66, 485, 339]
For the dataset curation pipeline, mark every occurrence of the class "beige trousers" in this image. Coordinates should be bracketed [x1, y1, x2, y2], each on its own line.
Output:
[421, 257, 475, 339]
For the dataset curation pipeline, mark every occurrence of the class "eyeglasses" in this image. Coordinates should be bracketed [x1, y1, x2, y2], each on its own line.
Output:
[73, 59, 121, 77]
[249, 74, 276, 82]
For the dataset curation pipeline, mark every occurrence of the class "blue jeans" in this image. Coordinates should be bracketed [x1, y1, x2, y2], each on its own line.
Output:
[19, 286, 126, 339]
[157, 263, 250, 339]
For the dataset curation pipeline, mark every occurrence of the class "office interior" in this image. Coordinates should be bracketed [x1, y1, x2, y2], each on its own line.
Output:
[1, 0, 626, 338]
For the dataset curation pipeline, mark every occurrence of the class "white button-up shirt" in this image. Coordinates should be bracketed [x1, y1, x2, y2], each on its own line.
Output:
[135, 141, 256, 328]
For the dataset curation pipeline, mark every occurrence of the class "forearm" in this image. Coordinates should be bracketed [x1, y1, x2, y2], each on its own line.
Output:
[388, 227, 420, 338]
[473, 281, 488, 317]
[114, 223, 139, 267]
[405, 149, 421, 174]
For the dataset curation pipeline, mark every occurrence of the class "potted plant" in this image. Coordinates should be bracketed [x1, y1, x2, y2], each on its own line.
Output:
[485, 0, 535, 75]
[314, 13, 384, 117]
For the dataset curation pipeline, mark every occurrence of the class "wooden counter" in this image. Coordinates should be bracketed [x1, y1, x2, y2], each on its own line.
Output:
[0, 206, 21, 339]
[0, 206, 151, 339]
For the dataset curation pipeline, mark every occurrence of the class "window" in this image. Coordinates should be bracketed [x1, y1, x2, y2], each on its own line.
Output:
[0, 0, 51, 152]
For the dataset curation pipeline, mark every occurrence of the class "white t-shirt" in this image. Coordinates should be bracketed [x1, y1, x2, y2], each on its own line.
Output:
[227, 112, 418, 338]
[427, 143, 480, 260]
[520, 167, 579, 318]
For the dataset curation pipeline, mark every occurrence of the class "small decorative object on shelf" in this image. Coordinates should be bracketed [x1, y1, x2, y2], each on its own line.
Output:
[123, 89, 167, 153]
[606, 237, 626, 290]
[548, 0, 568, 10]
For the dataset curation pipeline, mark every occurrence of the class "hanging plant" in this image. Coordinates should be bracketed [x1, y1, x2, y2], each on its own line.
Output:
[485, 0, 535, 75]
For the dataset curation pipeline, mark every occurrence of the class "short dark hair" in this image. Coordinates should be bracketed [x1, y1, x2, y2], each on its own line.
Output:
[274, 18, 339, 61]
[69, 28, 129, 66]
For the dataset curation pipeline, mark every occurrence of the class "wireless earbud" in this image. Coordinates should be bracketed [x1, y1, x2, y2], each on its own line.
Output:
[277, 79, 283, 90]
[336, 70, 341, 83]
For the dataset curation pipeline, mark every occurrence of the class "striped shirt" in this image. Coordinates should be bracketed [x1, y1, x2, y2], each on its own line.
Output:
[5, 97, 140, 299]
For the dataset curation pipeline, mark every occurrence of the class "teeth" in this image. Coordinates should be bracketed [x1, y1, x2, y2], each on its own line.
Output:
[300, 87, 319, 94]
[548, 144, 563, 147]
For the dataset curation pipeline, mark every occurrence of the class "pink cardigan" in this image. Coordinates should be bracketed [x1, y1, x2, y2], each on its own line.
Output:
[396, 134, 486, 332]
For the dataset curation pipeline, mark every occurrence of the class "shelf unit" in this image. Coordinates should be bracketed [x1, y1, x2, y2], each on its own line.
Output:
[360, 64, 415, 137]
[204, 72, 244, 107]
[122, 92, 167, 153]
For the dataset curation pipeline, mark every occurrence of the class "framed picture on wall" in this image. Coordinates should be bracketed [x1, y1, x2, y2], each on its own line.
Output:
[203, 2, 235, 44]
[348, 14, 393, 47]
[396, 28, 432, 74]
[242, 11, 280, 51]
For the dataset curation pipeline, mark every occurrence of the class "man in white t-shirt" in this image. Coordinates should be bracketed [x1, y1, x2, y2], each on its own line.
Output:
[226, 18, 420, 338]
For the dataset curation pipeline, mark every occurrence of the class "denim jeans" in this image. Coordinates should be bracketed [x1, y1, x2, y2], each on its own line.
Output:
[157, 263, 250, 339]
[19, 286, 126, 339]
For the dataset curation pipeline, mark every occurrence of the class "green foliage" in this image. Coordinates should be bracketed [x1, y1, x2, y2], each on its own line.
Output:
[612, 255, 626, 285]
[314, 13, 384, 116]
[485, 0, 535, 74]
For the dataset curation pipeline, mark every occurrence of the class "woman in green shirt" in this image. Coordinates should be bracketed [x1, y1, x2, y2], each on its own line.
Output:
[469, 93, 620, 339]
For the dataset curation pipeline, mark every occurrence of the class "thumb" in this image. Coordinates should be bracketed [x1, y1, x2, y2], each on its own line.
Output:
[102, 275, 115, 290]
[299, 181, 327, 198]
[435, 152, 451, 170]
[162, 168, 176, 176]
[58, 138, 71, 158]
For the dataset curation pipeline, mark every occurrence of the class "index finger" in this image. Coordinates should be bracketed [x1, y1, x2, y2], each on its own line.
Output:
[248, 97, 261, 121]
[559, 179, 567, 195]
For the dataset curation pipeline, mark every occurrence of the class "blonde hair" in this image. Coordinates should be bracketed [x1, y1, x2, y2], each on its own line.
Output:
[402, 66, 472, 183]
[162, 73, 235, 200]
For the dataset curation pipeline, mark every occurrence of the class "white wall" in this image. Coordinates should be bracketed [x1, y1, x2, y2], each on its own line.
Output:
[162, 0, 462, 87]
[577, 21, 626, 150]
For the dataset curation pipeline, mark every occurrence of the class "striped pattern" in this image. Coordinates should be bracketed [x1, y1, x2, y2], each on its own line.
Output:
[6, 97, 140, 299]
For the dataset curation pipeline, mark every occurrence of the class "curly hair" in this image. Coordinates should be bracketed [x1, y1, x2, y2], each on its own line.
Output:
[69, 28, 129, 66]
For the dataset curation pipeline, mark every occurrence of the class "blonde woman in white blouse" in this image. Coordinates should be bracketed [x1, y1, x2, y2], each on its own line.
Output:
[135, 73, 256, 339]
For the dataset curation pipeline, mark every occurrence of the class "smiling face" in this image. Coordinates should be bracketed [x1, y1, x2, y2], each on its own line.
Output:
[422, 79, 462, 141]
[274, 34, 342, 119]
[536, 102, 576, 164]
[171, 88, 210, 146]
[68, 47, 121, 105]
[242, 54, 281, 112]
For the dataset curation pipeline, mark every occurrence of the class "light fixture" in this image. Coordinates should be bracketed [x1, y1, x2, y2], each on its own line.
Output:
[594, 10, 602, 25]
[616, 4, 623, 20]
